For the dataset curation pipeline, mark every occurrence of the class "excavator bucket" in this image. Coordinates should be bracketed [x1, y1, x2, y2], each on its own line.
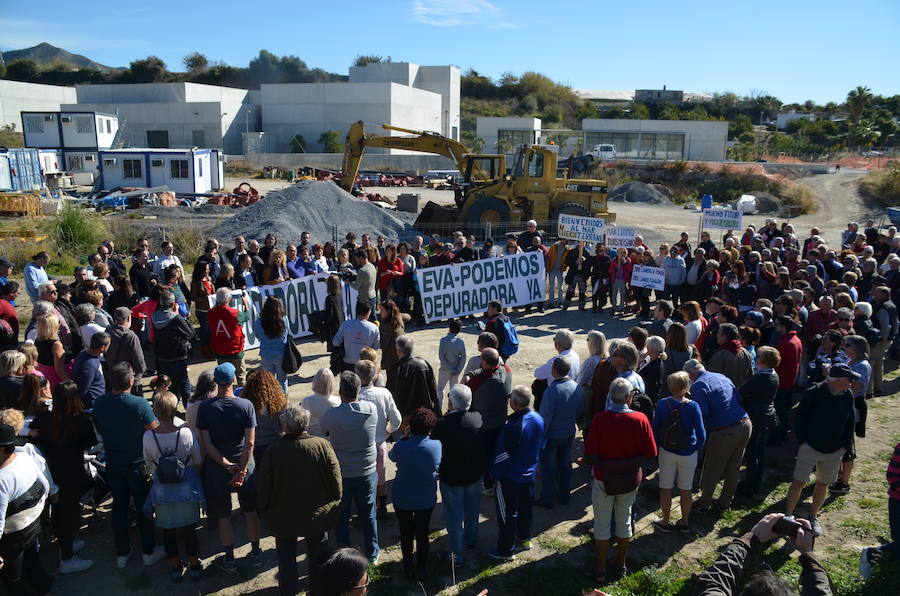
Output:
[413, 201, 459, 235]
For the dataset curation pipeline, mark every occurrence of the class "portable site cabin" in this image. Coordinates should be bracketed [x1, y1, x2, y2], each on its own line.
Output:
[21, 111, 120, 185]
[98, 148, 213, 194]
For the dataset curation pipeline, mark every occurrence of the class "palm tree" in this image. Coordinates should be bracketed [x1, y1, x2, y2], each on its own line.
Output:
[846, 86, 873, 123]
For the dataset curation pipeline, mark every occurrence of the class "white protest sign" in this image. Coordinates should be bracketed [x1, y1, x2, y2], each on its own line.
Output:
[210, 273, 357, 350]
[605, 226, 635, 249]
[558, 214, 606, 243]
[630, 265, 665, 291]
[415, 252, 546, 322]
[702, 208, 742, 231]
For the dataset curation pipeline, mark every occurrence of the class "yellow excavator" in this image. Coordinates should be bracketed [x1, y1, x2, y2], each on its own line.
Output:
[338, 121, 615, 229]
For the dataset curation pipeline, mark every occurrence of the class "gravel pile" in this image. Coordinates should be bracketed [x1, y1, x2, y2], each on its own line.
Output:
[210, 180, 418, 244]
[608, 181, 672, 204]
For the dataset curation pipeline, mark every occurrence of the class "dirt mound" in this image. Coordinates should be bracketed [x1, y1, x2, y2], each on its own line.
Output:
[210, 180, 417, 245]
[608, 181, 672, 204]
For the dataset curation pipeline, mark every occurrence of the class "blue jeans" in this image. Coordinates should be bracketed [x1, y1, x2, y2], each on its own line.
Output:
[539, 437, 574, 505]
[440, 480, 481, 560]
[107, 466, 156, 556]
[260, 354, 288, 394]
[157, 359, 192, 404]
[336, 472, 379, 560]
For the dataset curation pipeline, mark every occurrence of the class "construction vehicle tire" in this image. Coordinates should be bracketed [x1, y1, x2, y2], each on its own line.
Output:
[552, 202, 590, 219]
[466, 197, 510, 225]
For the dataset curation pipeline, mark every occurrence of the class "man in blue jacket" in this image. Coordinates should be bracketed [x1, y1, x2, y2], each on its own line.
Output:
[489, 385, 544, 561]
[536, 357, 582, 508]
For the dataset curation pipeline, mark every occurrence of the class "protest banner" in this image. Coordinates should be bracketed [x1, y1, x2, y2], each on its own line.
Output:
[557, 214, 606, 243]
[211, 274, 357, 350]
[416, 252, 546, 322]
[702, 208, 742, 231]
[606, 226, 636, 249]
[630, 265, 665, 291]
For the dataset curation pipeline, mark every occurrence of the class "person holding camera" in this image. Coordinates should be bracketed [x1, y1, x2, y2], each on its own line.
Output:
[693, 513, 832, 595]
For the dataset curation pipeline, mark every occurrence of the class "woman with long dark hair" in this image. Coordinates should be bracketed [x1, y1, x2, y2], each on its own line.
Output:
[378, 300, 405, 373]
[376, 244, 404, 303]
[253, 296, 290, 394]
[190, 261, 214, 350]
[106, 275, 139, 313]
[31, 380, 98, 574]
[259, 233, 277, 268]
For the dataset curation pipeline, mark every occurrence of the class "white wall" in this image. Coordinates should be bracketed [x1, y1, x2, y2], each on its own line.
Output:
[476, 117, 542, 153]
[94, 114, 118, 148]
[415, 66, 460, 139]
[0, 80, 76, 129]
[260, 82, 441, 153]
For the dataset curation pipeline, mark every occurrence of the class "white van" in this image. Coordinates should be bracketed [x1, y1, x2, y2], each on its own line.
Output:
[590, 144, 617, 160]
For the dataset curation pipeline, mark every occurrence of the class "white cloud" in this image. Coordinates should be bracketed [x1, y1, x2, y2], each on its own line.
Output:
[411, 0, 517, 28]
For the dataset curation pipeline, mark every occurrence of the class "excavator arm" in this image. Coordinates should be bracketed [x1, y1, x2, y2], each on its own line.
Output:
[339, 121, 475, 192]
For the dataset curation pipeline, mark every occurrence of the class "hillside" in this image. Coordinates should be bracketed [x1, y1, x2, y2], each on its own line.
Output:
[1, 42, 116, 71]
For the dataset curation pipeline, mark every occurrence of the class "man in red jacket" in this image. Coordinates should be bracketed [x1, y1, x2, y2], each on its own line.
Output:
[771, 315, 802, 445]
[208, 287, 251, 386]
[581, 377, 657, 584]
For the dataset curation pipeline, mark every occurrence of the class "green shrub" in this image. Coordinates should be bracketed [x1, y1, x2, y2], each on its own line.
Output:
[860, 163, 900, 206]
[51, 204, 106, 257]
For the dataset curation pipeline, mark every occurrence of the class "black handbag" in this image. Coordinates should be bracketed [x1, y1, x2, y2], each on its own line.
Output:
[282, 336, 302, 374]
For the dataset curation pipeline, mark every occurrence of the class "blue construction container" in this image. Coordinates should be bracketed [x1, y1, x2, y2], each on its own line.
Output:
[0, 148, 44, 191]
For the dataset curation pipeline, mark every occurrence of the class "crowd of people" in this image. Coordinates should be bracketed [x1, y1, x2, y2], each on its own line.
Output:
[0, 215, 898, 595]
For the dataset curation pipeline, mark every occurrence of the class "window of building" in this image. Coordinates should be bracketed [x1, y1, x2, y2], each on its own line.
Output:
[146, 130, 170, 148]
[192, 130, 206, 147]
[198, 159, 203, 177]
[76, 117, 93, 134]
[497, 129, 535, 152]
[67, 155, 84, 172]
[583, 132, 685, 160]
[170, 159, 189, 179]
[123, 159, 142, 179]
[106, 119, 112, 134]
[25, 116, 44, 134]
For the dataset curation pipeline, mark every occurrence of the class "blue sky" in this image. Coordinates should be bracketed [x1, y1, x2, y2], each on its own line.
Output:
[2, 0, 897, 104]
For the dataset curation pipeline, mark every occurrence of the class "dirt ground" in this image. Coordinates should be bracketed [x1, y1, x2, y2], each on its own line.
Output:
[43, 305, 900, 596]
[27, 169, 899, 594]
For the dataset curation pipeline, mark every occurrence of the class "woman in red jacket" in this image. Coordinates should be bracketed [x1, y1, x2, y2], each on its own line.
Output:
[376, 244, 405, 302]
[608, 250, 633, 315]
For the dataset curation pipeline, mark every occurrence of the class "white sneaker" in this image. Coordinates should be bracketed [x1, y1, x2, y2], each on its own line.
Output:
[142, 545, 166, 566]
[116, 548, 132, 569]
[59, 556, 93, 574]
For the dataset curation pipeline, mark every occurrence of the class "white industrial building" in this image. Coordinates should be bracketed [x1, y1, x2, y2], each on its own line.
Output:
[260, 62, 460, 153]
[776, 111, 816, 130]
[0, 80, 77, 129]
[66, 82, 260, 154]
[98, 148, 216, 194]
[581, 119, 728, 161]
[475, 117, 542, 154]
[21, 110, 119, 184]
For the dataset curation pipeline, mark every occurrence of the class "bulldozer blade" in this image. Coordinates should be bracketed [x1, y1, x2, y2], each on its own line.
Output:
[414, 201, 459, 234]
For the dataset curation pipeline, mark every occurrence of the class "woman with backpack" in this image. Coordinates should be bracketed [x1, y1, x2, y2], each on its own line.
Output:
[651, 371, 706, 534]
[142, 391, 204, 583]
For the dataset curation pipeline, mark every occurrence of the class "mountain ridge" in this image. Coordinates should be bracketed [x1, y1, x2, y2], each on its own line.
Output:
[1, 42, 117, 71]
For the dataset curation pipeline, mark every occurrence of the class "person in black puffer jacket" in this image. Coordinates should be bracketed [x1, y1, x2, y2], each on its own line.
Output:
[152, 291, 195, 403]
[737, 346, 780, 499]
